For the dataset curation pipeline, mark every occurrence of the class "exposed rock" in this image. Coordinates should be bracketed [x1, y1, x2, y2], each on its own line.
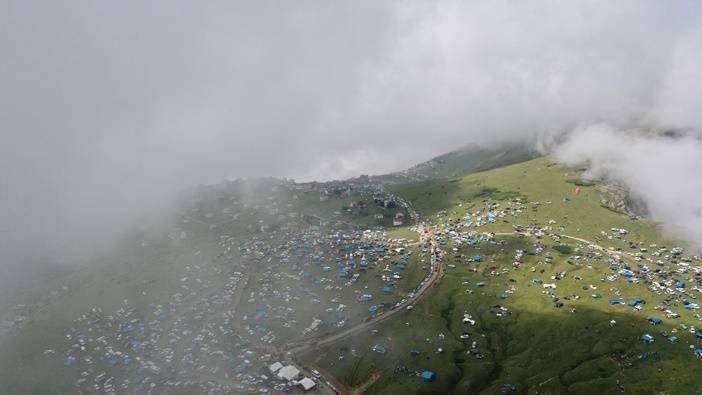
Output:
[598, 183, 649, 218]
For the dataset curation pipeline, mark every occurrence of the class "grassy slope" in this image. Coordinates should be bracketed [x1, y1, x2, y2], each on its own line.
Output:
[404, 144, 538, 180]
[372, 144, 538, 184]
[305, 157, 702, 395]
[392, 157, 671, 249]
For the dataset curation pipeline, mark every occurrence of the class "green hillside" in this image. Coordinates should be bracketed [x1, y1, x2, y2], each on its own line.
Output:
[304, 157, 702, 395]
[3, 153, 701, 395]
[376, 143, 538, 183]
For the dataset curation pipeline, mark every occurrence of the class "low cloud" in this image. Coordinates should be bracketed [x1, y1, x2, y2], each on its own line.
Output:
[2, 1, 702, 286]
[553, 124, 702, 249]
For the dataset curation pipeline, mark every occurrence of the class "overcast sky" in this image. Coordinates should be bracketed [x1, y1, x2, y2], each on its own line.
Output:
[3, 1, 702, 285]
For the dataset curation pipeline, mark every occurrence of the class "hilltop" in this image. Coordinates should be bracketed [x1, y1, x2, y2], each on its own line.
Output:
[367, 143, 539, 184]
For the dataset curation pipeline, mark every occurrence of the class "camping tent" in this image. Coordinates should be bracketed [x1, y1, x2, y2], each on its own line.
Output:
[420, 371, 435, 382]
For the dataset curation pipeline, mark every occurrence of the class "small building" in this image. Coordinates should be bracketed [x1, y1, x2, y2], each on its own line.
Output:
[393, 212, 405, 227]
[269, 362, 283, 374]
[420, 370, 435, 382]
[277, 365, 301, 381]
[297, 377, 316, 391]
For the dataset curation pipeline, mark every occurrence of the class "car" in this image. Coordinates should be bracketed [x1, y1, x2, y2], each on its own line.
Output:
[460, 332, 471, 340]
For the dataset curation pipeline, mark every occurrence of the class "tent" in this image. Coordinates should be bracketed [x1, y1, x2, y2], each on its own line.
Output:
[628, 297, 645, 307]
[298, 377, 316, 391]
[277, 365, 301, 381]
[647, 317, 662, 325]
[640, 334, 655, 344]
[372, 344, 386, 354]
[420, 371, 435, 382]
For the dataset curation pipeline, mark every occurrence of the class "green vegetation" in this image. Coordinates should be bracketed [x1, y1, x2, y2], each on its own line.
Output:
[566, 178, 596, 187]
[395, 144, 538, 181]
[306, 157, 702, 394]
[553, 244, 574, 255]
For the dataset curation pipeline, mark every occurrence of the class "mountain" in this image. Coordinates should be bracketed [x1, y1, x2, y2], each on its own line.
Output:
[1, 149, 699, 395]
[374, 143, 539, 183]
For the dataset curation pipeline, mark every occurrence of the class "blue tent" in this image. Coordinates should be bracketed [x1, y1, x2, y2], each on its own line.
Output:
[472, 255, 482, 262]
[368, 305, 379, 314]
[696, 330, 702, 339]
[676, 281, 686, 289]
[476, 282, 486, 288]
[420, 371, 435, 382]
[628, 297, 645, 307]
[609, 298, 625, 305]
[500, 384, 516, 394]
[695, 348, 702, 357]
[382, 285, 395, 294]
[647, 317, 662, 325]
[372, 344, 386, 354]
[640, 334, 655, 344]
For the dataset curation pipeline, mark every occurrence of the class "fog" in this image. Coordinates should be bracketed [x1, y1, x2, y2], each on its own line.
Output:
[3, 1, 702, 289]
[553, 125, 702, 249]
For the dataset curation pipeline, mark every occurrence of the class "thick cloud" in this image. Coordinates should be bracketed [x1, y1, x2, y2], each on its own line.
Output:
[553, 125, 702, 249]
[2, 1, 702, 287]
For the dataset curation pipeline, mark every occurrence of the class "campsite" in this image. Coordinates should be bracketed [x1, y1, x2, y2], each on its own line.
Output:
[2, 156, 702, 394]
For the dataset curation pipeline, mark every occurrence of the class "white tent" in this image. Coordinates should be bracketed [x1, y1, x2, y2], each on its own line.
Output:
[269, 362, 283, 373]
[298, 377, 316, 391]
[277, 365, 301, 381]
